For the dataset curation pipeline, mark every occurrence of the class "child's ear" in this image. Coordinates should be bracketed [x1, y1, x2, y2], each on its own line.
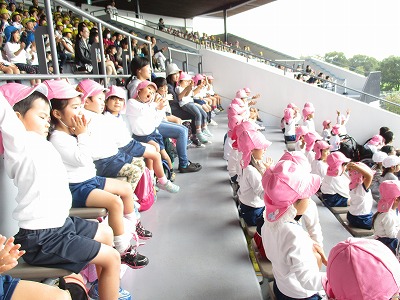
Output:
[15, 111, 23, 121]
[52, 109, 61, 119]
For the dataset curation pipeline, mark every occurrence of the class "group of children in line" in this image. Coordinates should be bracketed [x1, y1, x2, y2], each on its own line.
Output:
[225, 95, 400, 299]
[0, 68, 223, 299]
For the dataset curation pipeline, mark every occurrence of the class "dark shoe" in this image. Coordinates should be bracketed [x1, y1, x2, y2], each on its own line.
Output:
[136, 221, 152, 240]
[121, 246, 149, 269]
[179, 161, 202, 173]
[256, 117, 263, 122]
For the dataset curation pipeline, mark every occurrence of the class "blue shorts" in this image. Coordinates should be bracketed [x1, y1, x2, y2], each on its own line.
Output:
[14, 217, 100, 274]
[322, 193, 348, 207]
[120, 139, 146, 157]
[284, 135, 296, 142]
[239, 202, 265, 226]
[194, 99, 206, 105]
[0, 275, 20, 300]
[377, 237, 398, 254]
[132, 130, 165, 150]
[273, 281, 321, 300]
[347, 211, 373, 230]
[69, 176, 106, 208]
[94, 150, 134, 177]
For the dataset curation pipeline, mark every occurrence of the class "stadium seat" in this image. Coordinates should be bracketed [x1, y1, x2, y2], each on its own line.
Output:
[337, 213, 374, 237]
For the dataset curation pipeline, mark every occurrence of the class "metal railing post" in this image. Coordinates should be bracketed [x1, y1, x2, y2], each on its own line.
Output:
[97, 23, 107, 86]
[44, 0, 60, 75]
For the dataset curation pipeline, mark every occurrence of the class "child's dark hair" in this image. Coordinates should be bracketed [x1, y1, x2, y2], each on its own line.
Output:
[12, 91, 48, 116]
[382, 166, 394, 177]
[382, 131, 394, 145]
[379, 126, 390, 136]
[49, 99, 69, 125]
[381, 145, 395, 155]
[125, 57, 150, 88]
[153, 77, 167, 89]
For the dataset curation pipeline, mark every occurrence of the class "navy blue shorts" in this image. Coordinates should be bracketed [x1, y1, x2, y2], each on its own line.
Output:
[194, 99, 206, 105]
[132, 130, 165, 150]
[14, 217, 100, 274]
[120, 139, 146, 157]
[347, 211, 373, 230]
[239, 202, 265, 226]
[94, 150, 134, 177]
[0, 275, 20, 300]
[284, 135, 296, 142]
[69, 176, 106, 208]
[273, 281, 321, 300]
[377, 237, 398, 254]
[322, 193, 348, 207]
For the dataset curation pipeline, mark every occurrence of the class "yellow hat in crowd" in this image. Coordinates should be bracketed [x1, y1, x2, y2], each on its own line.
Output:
[0, 8, 9, 15]
[56, 21, 63, 26]
[62, 28, 72, 34]
[22, 17, 36, 26]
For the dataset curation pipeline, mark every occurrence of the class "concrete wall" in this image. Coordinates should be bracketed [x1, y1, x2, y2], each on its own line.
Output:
[201, 49, 400, 147]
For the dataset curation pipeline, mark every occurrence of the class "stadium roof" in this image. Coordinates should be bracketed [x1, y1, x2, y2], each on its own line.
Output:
[92, 0, 275, 19]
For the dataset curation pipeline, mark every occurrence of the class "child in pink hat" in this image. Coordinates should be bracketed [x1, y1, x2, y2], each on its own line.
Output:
[321, 119, 331, 141]
[336, 108, 350, 135]
[205, 75, 223, 111]
[346, 162, 374, 229]
[311, 140, 330, 181]
[329, 124, 341, 151]
[303, 131, 322, 165]
[261, 160, 324, 299]
[283, 106, 301, 143]
[323, 237, 400, 299]
[320, 152, 351, 207]
[373, 180, 400, 253]
[364, 134, 384, 154]
[295, 125, 309, 152]
[236, 130, 272, 226]
[175, 72, 211, 144]
[0, 83, 122, 299]
[46, 79, 151, 268]
[302, 104, 315, 132]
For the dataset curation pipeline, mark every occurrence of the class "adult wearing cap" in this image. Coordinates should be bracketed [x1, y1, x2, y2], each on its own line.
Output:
[3, 26, 39, 86]
[126, 58, 202, 173]
[166, 63, 201, 145]
[323, 237, 400, 299]
[261, 160, 325, 299]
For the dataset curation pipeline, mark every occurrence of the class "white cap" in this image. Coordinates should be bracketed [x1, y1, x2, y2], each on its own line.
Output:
[382, 155, 400, 168]
[372, 151, 388, 163]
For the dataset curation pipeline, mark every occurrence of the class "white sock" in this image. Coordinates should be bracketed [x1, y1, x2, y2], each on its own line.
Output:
[124, 211, 137, 224]
[158, 176, 168, 185]
[114, 235, 129, 254]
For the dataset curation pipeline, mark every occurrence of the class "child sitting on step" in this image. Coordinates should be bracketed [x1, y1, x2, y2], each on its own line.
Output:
[311, 140, 330, 181]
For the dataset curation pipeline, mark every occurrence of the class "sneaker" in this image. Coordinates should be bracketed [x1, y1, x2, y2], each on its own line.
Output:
[196, 132, 209, 144]
[218, 105, 224, 112]
[121, 246, 149, 269]
[256, 117, 263, 122]
[211, 111, 216, 117]
[179, 161, 202, 173]
[136, 221, 152, 240]
[156, 180, 180, 193]
[202, 128, 213, 137]
[213, 108, 220, 115]
[88, 281, 132, 300]
[170, 171, 176, 182]
[191, 137, 206, 148]
[208, 119, 218, 126]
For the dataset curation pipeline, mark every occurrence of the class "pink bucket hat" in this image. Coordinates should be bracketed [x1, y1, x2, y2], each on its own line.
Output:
[378, 180, 400, 212]
[106, 85, 127, 101]
[331, 124, 341, 135]
[326, 152, 350, 176]
[302, 106, 315, 120]
[279, 151, 311, 173]
[244, 87, 251, 93]
[178, 72, 192, 81]
[133, 80, 157, 99]
[227, 115, 244, 141]
[283, 108, 294, 123]
[295, 125, 309, 142]
[44, 79, 83, 102]
[231, 97, 245, 106]
[0, 83, 48, 154]
[323, 237, 400, 299]
[367, 134, 384, 146]
[235, 89, 247, 99]
[382, 155, 400, 169]
[76, 79, 109, 102]
[238, 130, 272, 168]
[192, 74, 204, 84]
[348, 162, 374, 190]
[207, 75, 214, 80]
[372, 151, 387, 163]
[232, 121, 259, 149]
[303, 102, 314, 109]
[228, 103, 246, 117]
[303, 131, 322, 152]
[262, 160, 320, 222]
[314, 140, 330, 160]
[287, 102, 297, 109]
[322, 120, 331, 129]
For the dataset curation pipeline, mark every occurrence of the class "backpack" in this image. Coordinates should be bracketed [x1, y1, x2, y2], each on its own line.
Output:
[134, 167, 155, 211]
[162, 159, 172, 180]
[339, 134, 363, 161]
[163, 137, 177, 164]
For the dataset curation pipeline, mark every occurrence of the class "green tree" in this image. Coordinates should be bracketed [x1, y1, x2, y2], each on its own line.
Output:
[348, 54, 379, 76]
[380, 56, 400, 91]
[324, 52, 349, 68]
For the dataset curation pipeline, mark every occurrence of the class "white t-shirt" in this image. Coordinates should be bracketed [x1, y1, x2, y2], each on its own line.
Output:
[329, 135, 340, 151]
[175, 85, 194, 107]
[227, 148, 241, 179]
[311, 160, 328, 181]
[284, 114, 300, 137]
[237, 165, 264, 208]
[303, 119, 315, 132]
[374, 210, 400, 238]
[302, 200, 324, 247]
[321, 173, 350, 198]
[348, 184, 373, 216]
